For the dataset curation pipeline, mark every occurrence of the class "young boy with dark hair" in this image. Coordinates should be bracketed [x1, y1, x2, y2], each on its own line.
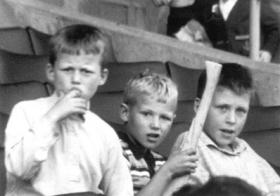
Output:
[191, 176, 262, 196]
[117, 71, 198, 196]
[5, 24, 133, 196]
[173, 176, 262, 196]
[166, 63, 280, 196]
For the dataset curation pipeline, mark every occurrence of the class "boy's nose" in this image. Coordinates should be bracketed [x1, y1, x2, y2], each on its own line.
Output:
[151, 117, 160, 129]
[72, 71, 81, 83]
[226, 110, 237, 124]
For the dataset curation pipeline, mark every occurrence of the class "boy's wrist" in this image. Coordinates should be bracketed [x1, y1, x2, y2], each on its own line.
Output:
[159, 163, 175, 181]
[44, 110, 60, 125]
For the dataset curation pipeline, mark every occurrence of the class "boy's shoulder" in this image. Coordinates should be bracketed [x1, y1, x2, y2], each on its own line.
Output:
[12, 96, 53, 114]
[115, 130, 132, 150]
[16, 96, 49, 105]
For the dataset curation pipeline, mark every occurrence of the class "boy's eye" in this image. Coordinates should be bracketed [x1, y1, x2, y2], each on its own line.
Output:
[81, 69, 93, 74]
[161, 115, 172, 122]
[62, 67, 73, 72]
[141, 111, 152, 117]
[236, 108, 248, 116]
[217, 105, 228, 112]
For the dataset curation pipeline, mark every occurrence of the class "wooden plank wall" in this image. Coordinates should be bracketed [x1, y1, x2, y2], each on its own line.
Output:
[5, 0, 280, 106]
[6, 0, 280, 59]
[5, 0, 169, 34]
[268, 0, 280, 62]
[0, 0, 20, 28]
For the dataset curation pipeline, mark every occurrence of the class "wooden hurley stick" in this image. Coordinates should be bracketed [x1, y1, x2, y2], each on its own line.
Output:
[180, 61, 222, 150]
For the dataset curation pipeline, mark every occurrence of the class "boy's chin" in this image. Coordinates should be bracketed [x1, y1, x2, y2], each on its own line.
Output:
[143, 142, 160, 150]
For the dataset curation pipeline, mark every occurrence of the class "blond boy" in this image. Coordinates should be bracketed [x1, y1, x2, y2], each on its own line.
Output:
[117, 71, 198, 196]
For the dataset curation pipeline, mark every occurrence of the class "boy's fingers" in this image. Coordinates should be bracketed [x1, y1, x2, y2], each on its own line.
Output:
[188, 168, 196, 174]
[66, 88, 82, 98]
[186, 161, 198, 167]
[77, 103, 87, 111]
[186, 156, 199, 162]
[171, 145, 195, 155]
[183, 162, 197, 172]
[57, 92, 87, 111]
[57, 90, 65, 98]
[181, 148, 197, 155]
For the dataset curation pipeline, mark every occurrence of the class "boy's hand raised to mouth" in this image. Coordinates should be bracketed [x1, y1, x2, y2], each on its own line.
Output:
[45, 89, 87, 123]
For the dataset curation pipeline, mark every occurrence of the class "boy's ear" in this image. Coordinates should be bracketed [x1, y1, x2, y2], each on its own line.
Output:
[46, 63, 55, 82]
[193, 97, 201, 113]
[120, 103, 129, 122]
[99, 68, 109, 86]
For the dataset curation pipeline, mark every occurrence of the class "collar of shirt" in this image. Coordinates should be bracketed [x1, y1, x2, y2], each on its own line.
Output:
[199, 131, 247, 155]
[219, 0, 238, 20]
[123, 132, 150, 159]
[121, 131, 157, 177]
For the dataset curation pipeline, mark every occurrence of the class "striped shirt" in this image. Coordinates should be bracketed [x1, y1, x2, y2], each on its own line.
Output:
[117, 131, 166, 194]
[165, 132, 280, 196]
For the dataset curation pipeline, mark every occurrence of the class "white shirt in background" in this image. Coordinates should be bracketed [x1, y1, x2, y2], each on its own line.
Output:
[219, 0, 238, 20]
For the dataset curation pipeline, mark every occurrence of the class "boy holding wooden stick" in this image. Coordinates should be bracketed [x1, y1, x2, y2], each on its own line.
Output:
[166, 63, 280, 196]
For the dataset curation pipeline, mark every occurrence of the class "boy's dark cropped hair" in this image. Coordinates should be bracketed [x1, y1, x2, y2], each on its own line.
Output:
[49, 24, 109, 66]
[189, 176, 262, 196]
[196, 63, 253, 99]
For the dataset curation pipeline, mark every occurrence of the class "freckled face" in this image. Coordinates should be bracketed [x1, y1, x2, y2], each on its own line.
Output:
[202, 87, 250, 150]
[47, 52, 108, 100]
[122, 95, 177, 149]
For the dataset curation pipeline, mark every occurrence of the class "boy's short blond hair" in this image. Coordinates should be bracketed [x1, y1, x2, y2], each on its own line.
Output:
[49, 24, 110, 67]
[123, 70, 178, 107]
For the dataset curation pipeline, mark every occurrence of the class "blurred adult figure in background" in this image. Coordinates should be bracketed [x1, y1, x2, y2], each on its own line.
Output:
[153, 0, 279, 63]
